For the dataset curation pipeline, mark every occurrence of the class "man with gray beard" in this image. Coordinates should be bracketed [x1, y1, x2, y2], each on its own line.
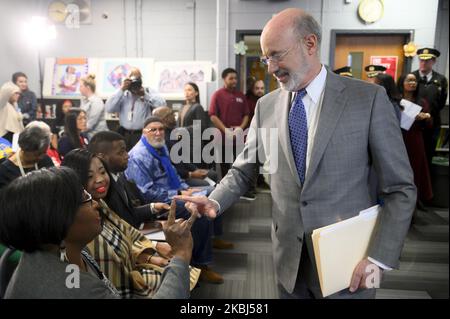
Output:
[177, 8, 416, 299]
[125, 116, 225, 284]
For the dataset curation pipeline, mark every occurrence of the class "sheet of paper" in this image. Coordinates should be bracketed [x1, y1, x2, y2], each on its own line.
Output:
[399, 99, 422, 131]
[145, 230, 166, 241]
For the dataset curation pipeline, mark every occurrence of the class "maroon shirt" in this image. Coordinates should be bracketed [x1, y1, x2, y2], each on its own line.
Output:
[209, 88, 249, 128]
[245, 94, 259, 123]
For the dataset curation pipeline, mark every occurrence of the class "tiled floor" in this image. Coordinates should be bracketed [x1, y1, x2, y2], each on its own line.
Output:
[191, 191, 449, 299]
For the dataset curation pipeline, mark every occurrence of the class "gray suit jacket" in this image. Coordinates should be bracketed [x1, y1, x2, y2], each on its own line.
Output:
[209, 69, 416, 294]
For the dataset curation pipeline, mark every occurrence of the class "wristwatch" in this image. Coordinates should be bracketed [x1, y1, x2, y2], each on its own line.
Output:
[150, 203, 156, 214]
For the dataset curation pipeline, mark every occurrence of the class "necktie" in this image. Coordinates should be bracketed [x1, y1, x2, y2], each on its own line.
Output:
[289, 89, 308, 184]
[422, 76, 428, 84]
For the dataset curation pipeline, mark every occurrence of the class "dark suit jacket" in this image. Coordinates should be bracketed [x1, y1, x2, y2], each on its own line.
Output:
[105, 173, 153, 228]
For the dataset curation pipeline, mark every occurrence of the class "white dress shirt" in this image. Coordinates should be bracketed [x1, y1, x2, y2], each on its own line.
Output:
[418, 70, 433, 83]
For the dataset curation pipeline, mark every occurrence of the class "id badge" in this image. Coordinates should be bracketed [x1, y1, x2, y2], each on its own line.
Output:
[127, 111, 133, 121]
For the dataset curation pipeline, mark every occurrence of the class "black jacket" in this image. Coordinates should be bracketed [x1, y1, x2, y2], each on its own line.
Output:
[105, 173, 154, 228]
[413, 69, 448, 128]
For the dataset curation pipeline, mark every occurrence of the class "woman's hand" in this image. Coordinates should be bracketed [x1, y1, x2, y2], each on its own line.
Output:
[416, 112, 431, 121]
[155, 242, 173, 259]
[161, 199, 197, 263]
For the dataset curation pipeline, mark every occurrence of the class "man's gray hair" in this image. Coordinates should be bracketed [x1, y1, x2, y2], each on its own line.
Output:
[18, 125, 51, 152]
[293, 13, 322, 49]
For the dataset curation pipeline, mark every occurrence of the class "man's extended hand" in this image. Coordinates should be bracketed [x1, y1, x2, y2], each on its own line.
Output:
[174, 195, 219, 219]
[349, 258, 382, 293]
[190, 169, 208, 179]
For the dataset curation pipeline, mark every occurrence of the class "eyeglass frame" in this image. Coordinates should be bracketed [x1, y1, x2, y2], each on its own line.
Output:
[143, 127, 166, 134]
[82, 189, 93, 205]
[260, 41, 300, 66]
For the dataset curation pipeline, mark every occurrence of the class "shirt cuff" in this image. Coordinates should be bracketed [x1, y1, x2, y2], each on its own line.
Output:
[209, 198, 221, 215]
[368, 257, 393, 271]
[167, 190, 178, 200]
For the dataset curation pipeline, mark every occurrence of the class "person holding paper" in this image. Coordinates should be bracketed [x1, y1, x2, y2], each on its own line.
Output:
[176, 8, 416, 299]
[398, 73, 433, 210]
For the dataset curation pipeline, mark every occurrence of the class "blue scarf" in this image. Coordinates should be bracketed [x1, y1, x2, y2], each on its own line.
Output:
[140, 136, 182, 190]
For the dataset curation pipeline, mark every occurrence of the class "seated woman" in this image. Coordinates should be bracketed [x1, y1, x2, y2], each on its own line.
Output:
[62, 148, 199, 298]
[25, 120, 61, 166]
[0, 125, 54, 189]
[58, 108, 89, 160]
[53, 99, 73, 136]
[0, 167, 120, 298]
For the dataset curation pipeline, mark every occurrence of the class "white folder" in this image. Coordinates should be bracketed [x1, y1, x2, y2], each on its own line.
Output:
[311, 205, 380, 297]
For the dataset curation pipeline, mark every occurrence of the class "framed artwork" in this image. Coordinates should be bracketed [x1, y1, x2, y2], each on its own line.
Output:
[43, 57, 93, 98]
[151, 61, 212, 100]
[96, 58, 154, 98]
[370, 56, 399, 81]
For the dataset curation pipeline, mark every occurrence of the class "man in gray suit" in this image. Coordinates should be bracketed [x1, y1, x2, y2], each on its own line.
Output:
[176, 8, 416, 299]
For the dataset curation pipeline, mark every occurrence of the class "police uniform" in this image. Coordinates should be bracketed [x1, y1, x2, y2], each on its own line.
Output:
[333, 66, 353, 77]
[412, 48, 449, 165]
[364, 65, 387, 78]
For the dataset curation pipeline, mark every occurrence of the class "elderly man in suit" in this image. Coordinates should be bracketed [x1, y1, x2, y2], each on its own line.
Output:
[177, 8, 416, 299]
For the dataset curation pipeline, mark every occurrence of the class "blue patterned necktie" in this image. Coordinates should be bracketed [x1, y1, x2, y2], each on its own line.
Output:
[289, 89, 308, 184]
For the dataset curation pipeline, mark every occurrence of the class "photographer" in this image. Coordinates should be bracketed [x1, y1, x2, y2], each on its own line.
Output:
[105, 67, 166, 150]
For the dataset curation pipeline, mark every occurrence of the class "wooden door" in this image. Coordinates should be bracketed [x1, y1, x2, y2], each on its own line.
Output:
[334, 34, 408, 82]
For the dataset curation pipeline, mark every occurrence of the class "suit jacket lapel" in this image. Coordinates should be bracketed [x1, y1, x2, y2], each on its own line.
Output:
[114, 174, 130, 206]
[304, 71, 347, 189]
[277, 89, 302, 187]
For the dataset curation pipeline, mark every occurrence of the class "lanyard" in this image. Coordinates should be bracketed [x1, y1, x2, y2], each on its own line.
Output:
[16, 149, 38, 177]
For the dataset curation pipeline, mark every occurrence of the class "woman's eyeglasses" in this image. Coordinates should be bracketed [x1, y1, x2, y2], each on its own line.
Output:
[82, 189, 93, 205]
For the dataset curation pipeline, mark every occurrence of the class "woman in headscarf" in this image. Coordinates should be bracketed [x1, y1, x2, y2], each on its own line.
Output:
[0, 82, 24, 143]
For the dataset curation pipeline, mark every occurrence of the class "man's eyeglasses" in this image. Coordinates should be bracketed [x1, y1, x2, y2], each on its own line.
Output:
[144, 127, 165, 134]
[82, 189, 93, 205]
[260, 44, 296, 66]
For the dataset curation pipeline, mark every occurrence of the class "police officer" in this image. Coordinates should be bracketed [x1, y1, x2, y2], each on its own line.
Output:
[413, 48, 449, 165]
[333, 66, 353, 78]
[364, 65, 387, 84]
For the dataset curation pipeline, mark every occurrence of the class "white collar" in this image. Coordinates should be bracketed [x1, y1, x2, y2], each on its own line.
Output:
[111, 173, 119, 182]
[290, 64, 327, 103]
[419, 70, 433, 81]
[304, 64, 327, 104]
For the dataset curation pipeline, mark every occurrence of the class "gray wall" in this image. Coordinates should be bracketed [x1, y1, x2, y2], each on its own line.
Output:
[0, 0, 447, 96]
[434, 0, 449, 76]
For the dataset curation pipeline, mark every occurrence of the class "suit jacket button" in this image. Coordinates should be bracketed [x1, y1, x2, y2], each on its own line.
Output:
[297, 236, 303, 242]
[302, 201, 308, 206]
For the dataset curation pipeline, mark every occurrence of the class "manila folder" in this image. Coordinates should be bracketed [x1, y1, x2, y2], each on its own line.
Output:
[311, 205, 380, 297]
